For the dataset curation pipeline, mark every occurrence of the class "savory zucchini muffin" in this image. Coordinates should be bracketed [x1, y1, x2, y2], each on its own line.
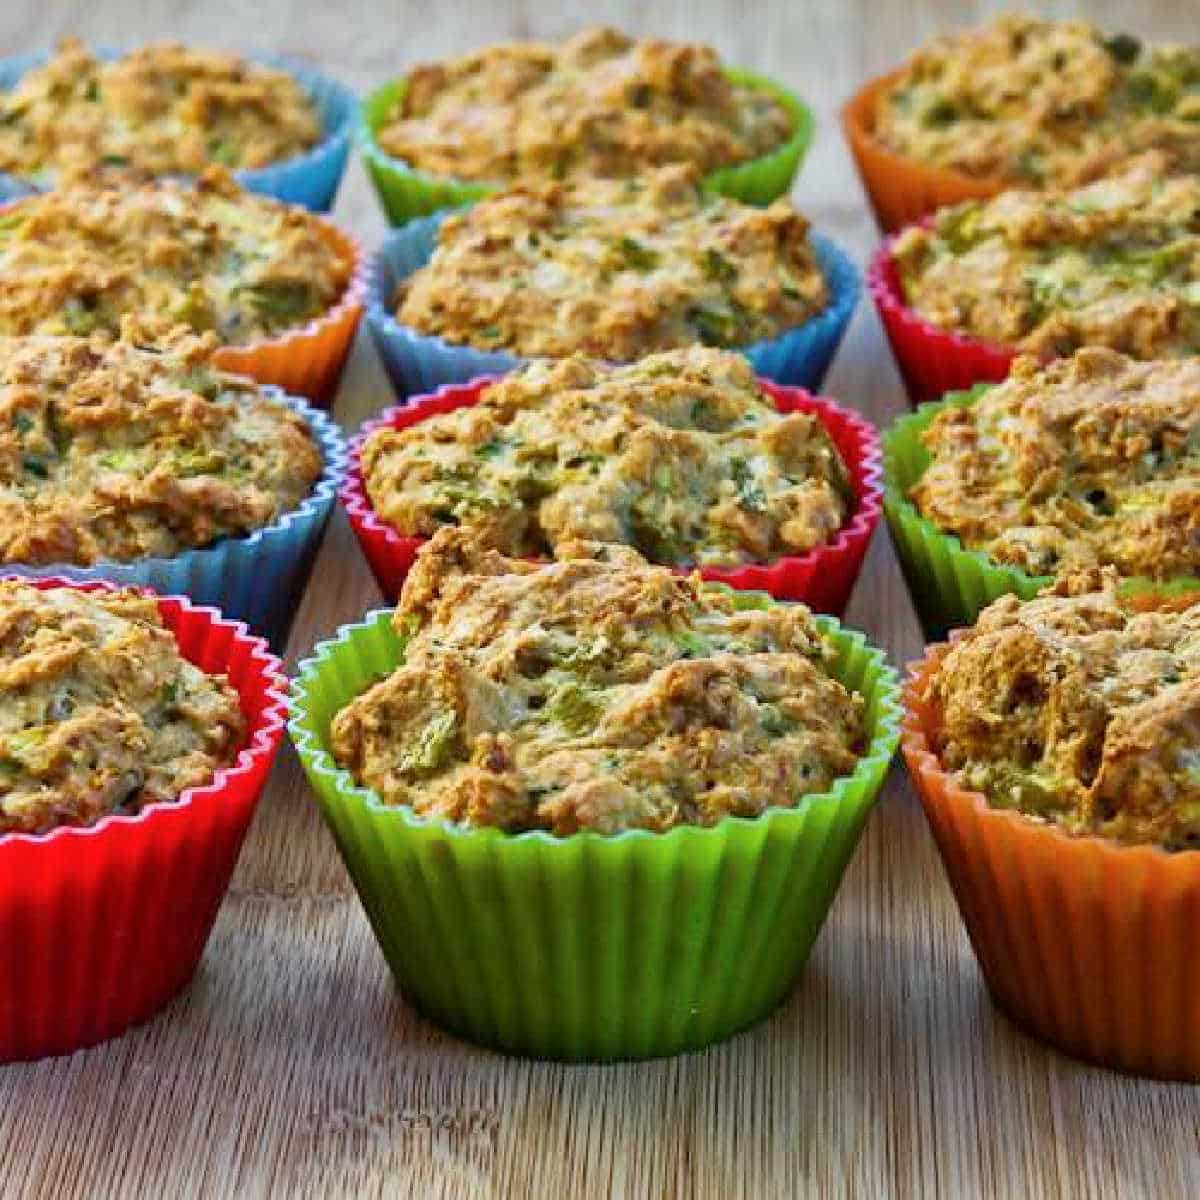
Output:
[396, 165, 827, 359]
[892, 159, 1200, 360]
[911, 349, 1200, 581]
[0, 38, 321, 182]
[330, 528, 865, 834]
[875, 14, 1200, 187]
[375, 25, 792, 183]
[0, 168, 353, 347]
[0, 327, 324, 566]
[929, 573, 1200, 850]
[0, 580, 245, 835]
[361, 347, 852, 567]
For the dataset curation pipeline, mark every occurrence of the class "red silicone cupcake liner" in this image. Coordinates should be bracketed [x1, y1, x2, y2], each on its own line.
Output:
[341, 376, 882, 615]
[903, 639, 1200, 1081]
[868, 232, 1018, 407]
[0, 576, 287, 1063]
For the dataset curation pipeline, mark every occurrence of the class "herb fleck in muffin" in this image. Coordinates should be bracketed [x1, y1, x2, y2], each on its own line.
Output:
[0, 169, 353, 347]
[929, 573, 1200, 850]
[876, 14, 1200, 187]
[0, 327, 324, 566]
[0, 581, 245, 835]
[376, 25, 792, 184]
[396, 165, 827, 359]
[0, 38, 321, 182]
[911, 349, 1200, 581]
[330, 528, 864, 835]
[892, 160, 1200, 360]
[362, 347, 851, 567]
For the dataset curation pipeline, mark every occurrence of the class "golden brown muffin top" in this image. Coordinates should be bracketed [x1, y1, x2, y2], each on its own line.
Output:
[0, 580, 245, 835]
[0, 326, 323, 567]
[876, 14, 1200, 187]
[930, 573, 1200, 850]
[330, 528, 863, 835]
[0, 169, 352, 347]
[911, 349, 1200, 582]
[892, 159, 1200, 361]
[362, 347, 850, 568]
[395, 165, 827, 360]
[376, 25, 792, 183]
[0, 38, 321, 181]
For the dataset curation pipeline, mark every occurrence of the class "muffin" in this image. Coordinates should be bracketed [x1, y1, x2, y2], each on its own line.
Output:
[394, 165, 827, 361]
[360, 347, 852, 570]
[903, 576, 1200, 1078]
[844, 14, 1200, 231]
[890, 159, 1200, 362]
[0, 579, 244, 835]
[0, 577, 287, 1062]
[376, 26, 793, 185]
[291, 528, 899, 1056]
[331, 527, 864, 834]
[0, 38, 321, 183]
[0, 327, 324, 565]
[907, 350, 1200, 583]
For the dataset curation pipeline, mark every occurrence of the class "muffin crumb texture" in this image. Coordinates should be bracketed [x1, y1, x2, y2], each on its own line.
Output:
[362, 347, 852, 568]
[930, 575, 1200, 850]
[0, 329, 324, 566]
[330, 528, 864, 834]
[0, 581, 245, 835]
[0, 37, 321, 181]
[0, 170, 352, 347]
[378, 25, 792, 182]
[911, 348, 1200, 581]
[877, 14, 1200, 186]
[893, 160, 1200, 360]
[396, 165, 826, 359]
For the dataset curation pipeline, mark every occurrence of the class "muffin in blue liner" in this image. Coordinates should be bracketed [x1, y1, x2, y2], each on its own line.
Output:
[6, 391, 345, 651]
[366, 212, 861, 399]
[0, 50, 356, 213]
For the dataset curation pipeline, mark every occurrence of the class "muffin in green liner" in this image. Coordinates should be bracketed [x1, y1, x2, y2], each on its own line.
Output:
[884, 386, 1200, 638]
[359, 68, 814, 226]
[289, 586, 899, 1061]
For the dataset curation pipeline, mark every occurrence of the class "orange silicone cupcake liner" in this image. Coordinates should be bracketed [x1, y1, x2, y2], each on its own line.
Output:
[842, 71, 1006, 234]
[902, 641, 1200, 1081]
[212, 218, 367, 405]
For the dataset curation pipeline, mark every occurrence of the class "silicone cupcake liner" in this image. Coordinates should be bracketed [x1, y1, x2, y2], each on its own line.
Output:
[881, 388, 1200, 638]
[0, 194, 366, 406]
[289, 591, 901, 1060]
[7, 391, 346, 651]
[366, 216, 860, 399]
[903, 641, 1200, 1081]
[868, 233, 1018, 406]
[358, 68, 814, 226]
[341, 377, 882, 613]
[842, 70, 1007, 234]
[0, 50, 356, 212]
[0, 576, 287, 1062]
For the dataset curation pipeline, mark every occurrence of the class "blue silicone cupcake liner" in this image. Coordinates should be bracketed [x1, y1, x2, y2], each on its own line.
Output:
[366, 212, 861, 399]
[0, 50, 355, 212]
[5, 391, 345, 650]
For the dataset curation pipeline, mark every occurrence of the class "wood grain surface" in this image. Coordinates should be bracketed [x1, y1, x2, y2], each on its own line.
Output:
[1, 2, 1198, 1197]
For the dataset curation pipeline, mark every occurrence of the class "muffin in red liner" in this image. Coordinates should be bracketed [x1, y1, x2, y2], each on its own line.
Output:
[340, 375, 882, 614]
[868, 231, 1019, 406]
[0, 577, 287, 1063]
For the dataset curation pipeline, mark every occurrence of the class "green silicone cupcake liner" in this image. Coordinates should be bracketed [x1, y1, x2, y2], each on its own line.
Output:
[358, 68, 814, 226]
[289, 589, 900, 1060]
[883, 386, 1200, 638]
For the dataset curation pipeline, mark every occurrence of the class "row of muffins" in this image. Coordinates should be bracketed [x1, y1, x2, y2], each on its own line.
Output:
[2, 17, 1199, 1081]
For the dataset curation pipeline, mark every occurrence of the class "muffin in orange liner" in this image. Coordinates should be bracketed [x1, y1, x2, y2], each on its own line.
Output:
[902, 632, 1200, 1082]
[210, 218, 366, 405]
[842, 71, 1005, 234]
